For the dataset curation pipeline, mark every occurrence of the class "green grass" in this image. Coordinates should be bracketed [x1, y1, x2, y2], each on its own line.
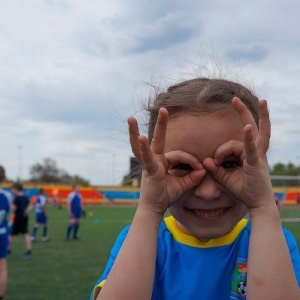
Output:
[280, 207, 300, 242]
[7, 206, 137, 300]
[6, 206, 300, 299]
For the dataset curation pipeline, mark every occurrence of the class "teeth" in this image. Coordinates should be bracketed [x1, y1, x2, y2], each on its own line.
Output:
[193, 209, 225, 218]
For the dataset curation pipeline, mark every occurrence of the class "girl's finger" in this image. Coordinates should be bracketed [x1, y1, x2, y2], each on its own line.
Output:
[256, 100, 271, 154]
[242, 124, 259, 166]
[180, 168, 206, 190]
[138, 135, 158, 175]
[165, 150, 203, 171]
[232, 97, 259, 137]
[203, 157, 230, 185]
[150, 108, 169, 155]
[213, 140, 244, 165]
[128, 116, 142, 162]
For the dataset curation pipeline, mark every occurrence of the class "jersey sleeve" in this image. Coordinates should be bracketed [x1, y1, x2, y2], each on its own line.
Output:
[283, 226, 300, 286]
[4, 190, 13, 206]
[3, 191, 14, 215]
[90, 225, 130, 300]
[66, 193, 73, 204]
[41, 195, 47, 206]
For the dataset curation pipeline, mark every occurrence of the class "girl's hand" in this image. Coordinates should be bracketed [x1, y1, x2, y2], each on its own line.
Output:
[128, 108, 206, 215]
[203, 98, 275, 212]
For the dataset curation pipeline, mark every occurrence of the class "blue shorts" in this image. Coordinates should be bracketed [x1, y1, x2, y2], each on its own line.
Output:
[71, 209, 82, 219]
[0, 231, 9, 258]
[36, 213, 47, 224]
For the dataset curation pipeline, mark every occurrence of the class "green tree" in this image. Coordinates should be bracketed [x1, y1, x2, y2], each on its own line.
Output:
[29, 158, 90, 186]
[271, 162, 286, 175]
[30, 158, 60, 183]
[270, 162, 300, 187]
[270, 162, 300, 176]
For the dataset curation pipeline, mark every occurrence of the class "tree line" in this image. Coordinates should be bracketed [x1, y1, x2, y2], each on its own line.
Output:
[7, 158, 300, 187]
[27, 158, 90, 186]
[270, 162, 300, 187]
[122, 160, 300, 187]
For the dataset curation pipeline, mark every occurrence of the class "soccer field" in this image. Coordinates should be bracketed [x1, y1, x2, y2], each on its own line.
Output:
[6, 205, 300, 300]
[7, 205, 137, 300]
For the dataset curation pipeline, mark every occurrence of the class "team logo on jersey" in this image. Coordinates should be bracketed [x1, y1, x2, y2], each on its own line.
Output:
[231, 258, 247, 299]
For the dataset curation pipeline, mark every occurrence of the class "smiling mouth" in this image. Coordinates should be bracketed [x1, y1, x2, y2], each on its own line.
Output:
[192, 208, 227, 219]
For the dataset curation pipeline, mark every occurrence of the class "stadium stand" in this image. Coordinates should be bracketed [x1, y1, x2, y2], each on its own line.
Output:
[2, 183, 300, 206]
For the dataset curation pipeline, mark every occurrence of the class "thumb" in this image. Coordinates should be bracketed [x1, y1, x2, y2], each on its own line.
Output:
[203, 158, 227, 183]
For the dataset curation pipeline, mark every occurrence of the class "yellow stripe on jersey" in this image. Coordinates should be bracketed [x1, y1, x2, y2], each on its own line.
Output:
[164, 216, 248, 248]
[92, 280, 106, 300]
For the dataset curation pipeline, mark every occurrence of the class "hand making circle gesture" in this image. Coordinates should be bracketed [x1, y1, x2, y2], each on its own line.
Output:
[203, 97, 274, 211]
[128, 108, 206, 215]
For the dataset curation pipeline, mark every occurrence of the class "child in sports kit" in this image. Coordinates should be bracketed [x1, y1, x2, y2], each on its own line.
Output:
[65, 184, 84, 240]
[91, 78, 300, 299]
[31, 188, 50, 242]
[9, 182, 32, 259]
[0, 166, 12, 300]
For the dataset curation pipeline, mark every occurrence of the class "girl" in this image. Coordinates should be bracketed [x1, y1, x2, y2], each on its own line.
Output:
[91, 78, 300, 299]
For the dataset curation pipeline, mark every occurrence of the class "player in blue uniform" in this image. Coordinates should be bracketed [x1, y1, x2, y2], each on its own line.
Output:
[65, 184, 84, 240]
[31, 188, 50, 242]
[0, 166, 12, 300]
[91, 78, 300, 299]
[9, 182, 32, 259]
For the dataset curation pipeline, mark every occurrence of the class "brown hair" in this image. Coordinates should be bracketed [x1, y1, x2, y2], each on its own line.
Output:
[0, 165, 5, 182]
[147, 78, 259, 142]
[12, 182, 23, 191]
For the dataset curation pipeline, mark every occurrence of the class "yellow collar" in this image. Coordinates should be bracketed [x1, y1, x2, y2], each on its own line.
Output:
[164, 216, 248, 248]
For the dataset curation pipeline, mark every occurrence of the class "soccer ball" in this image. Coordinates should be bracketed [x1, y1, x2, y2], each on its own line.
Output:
[237, 281, 246, 296]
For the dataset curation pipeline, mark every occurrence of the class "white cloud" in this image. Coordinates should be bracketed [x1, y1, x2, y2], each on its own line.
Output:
[0, 0, 300, 184]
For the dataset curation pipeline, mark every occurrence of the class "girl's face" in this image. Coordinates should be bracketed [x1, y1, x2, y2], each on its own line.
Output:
[166, 110, 248, 242]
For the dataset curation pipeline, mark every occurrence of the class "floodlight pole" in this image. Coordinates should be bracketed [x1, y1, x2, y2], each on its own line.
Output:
[17, 145, 22, 181]
[297, 156, 300, 187]
[111, 153, 116, 186]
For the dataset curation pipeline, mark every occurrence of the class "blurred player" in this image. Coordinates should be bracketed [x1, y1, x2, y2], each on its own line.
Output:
[9, 182, 32, 259]
[30, 188, 50, 242]
[0, 166, 12, 299]
[65, 184, 84, 240]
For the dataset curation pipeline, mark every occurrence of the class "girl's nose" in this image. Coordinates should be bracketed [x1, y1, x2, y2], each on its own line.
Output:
[194, 174, 221, 202]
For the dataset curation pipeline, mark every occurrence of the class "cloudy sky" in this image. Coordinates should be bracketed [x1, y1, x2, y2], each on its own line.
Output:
[0, 0, 299, 185]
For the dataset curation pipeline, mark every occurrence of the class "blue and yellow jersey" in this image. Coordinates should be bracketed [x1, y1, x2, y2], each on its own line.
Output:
[91, 216, 300, 300]
[0, 189, 10, 234]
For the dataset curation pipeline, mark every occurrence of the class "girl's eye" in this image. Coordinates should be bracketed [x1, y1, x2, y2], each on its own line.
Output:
[174, 164, 193, 171]
[221, 161, 240, 170]
[168, 164, 193, 176]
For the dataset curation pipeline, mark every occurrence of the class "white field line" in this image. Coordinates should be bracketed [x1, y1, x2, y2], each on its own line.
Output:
[281, 218, 300, 223]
